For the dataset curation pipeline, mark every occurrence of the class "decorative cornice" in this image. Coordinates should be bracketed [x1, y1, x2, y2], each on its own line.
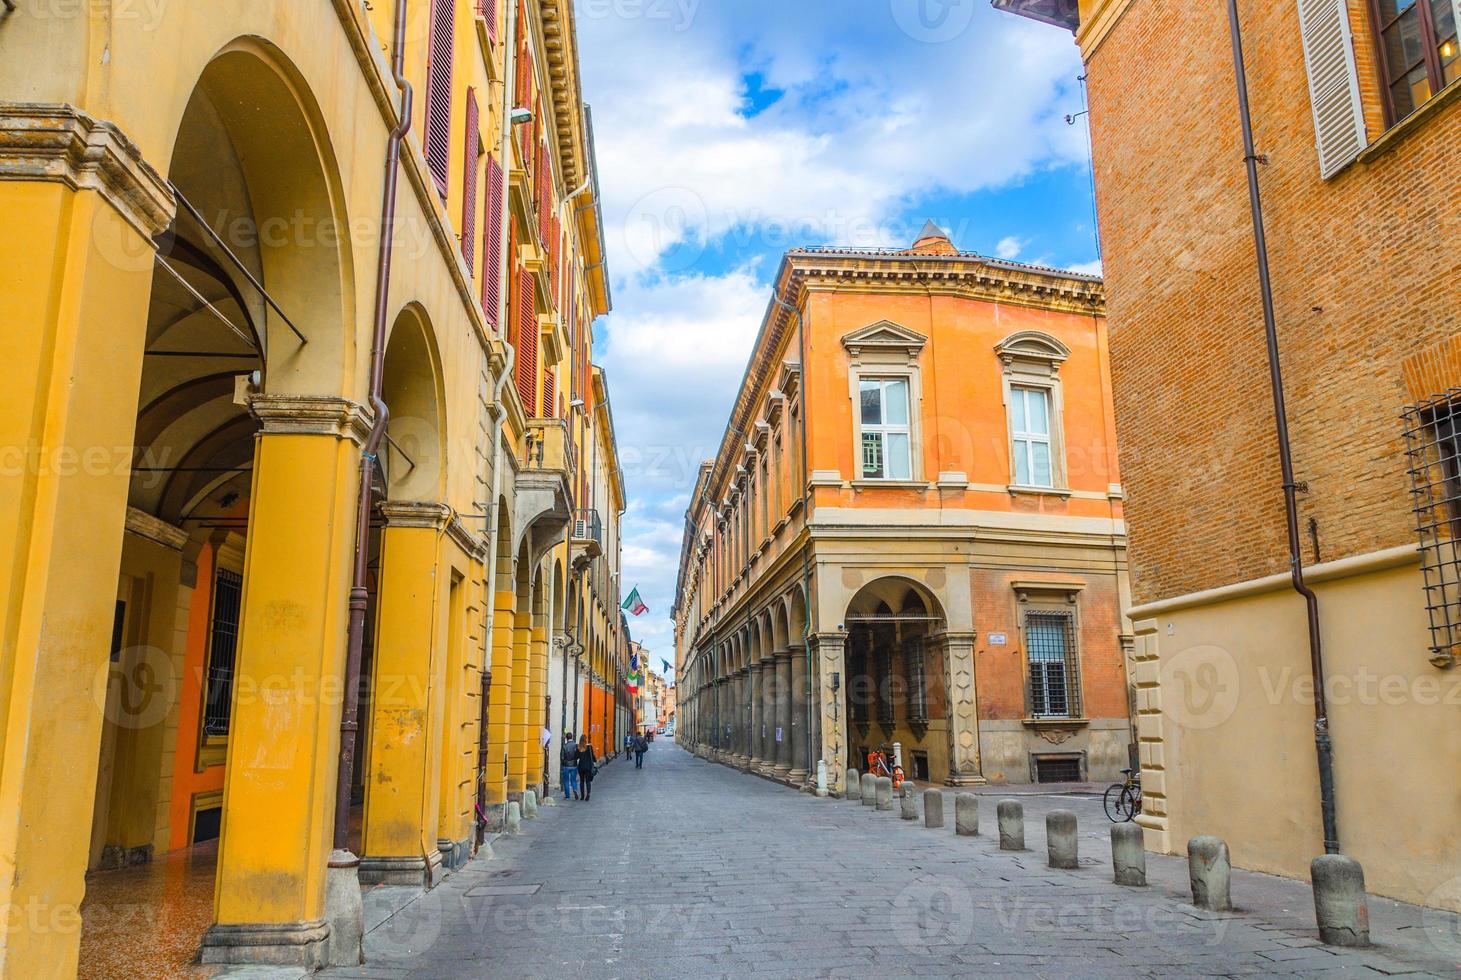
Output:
[448, 512, 491, 561]
[248, 394, 373, 445]
[125, 507, 189, 552]
[793, 254, 1104, 317]
[0, 102, 175, 239]
[379, 501, 452, 530]
[537, 0, 588, 189]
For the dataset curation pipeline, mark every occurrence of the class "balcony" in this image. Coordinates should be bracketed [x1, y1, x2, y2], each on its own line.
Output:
[524, 417, 574, 474]
[571, 508, 602, 571]
[514, 418, 574, 563]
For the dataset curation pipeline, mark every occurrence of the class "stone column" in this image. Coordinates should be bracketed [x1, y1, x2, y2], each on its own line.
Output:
[0, 105, 176, 976]
[205, 396, 373, 967]
[788, 644, 810, 784]
[812, 632, 848, 797]
[938, 631, 985, 786]
[747, 661, 763, 767]
[774, 650, 794, 776]
[759, 657, 776, 772]
[360, 503, 451, 886]
[735, 668, 750, 767]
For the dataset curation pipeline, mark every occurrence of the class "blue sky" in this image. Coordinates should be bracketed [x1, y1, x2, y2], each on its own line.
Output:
[574, 0, 1096, 676]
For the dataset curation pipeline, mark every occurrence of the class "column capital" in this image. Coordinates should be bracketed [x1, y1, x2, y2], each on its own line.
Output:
[379, 501, 452, 529]
[0, 102, 175, 239]
[249, 394, 374, 445]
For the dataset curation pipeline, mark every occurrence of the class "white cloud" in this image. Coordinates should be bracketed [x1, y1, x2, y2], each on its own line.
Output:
[1065, 259, 1103, 276]
[995, 235, 1025, 260]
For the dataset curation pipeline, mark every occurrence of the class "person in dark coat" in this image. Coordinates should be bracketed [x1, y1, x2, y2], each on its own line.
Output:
[560, 732, 579, 800]
[634, 732, 648, 769]
[576, 736, 598, 801]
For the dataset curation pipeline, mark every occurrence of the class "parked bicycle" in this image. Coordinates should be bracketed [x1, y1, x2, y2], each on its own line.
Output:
[865, 745, 907, 793]
[1103, 767, 1142, 822]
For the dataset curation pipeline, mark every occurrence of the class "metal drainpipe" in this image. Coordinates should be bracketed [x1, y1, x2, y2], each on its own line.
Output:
[771, 289, 816, 785]
[1225, 0, 1339, 854]
[335, 0, 412, 851]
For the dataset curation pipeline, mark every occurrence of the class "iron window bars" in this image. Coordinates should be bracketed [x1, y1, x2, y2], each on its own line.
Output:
[1025, 610, 1083, 718]
[1402, 390, 1461, 669]
[203, 567, 244, 736]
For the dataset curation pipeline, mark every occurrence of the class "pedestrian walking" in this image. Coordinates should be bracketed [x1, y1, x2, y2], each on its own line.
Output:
[634, 732, 647, 769]
[560, 732, 579, 801]
[576, 736, 598, 801]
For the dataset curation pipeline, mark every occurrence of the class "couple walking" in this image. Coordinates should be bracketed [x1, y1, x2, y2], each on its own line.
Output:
[559, 732, 597, 801]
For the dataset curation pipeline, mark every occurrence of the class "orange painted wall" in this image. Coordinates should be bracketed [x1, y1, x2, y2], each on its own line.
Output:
[166, 540, 226, 852]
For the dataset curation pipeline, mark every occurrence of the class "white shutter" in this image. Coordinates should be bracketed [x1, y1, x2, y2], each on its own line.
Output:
[1296, 0, 1368, 178]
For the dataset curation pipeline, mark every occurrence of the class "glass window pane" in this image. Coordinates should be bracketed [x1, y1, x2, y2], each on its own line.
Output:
[862, 432, 884, 479]
[1014, 438, 1031, 485]
[1376, 0, 1417, 21]
[860, 380, 882, 425]
[1010, 389, 1027, 432]
[1026, 388, 1050, 435]
[1439, 30, 1459, 84]
[887, 432, 911, 480]
[1032, 441, 1053, 487]
[884, 380, 909, 426]
[1431, 0, 1456, 42]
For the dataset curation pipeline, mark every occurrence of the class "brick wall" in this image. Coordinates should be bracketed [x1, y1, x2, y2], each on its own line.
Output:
[1086, 0, 1461, 604]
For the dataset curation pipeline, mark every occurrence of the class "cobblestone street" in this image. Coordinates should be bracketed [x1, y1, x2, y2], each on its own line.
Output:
[303, 743, 1461, 979]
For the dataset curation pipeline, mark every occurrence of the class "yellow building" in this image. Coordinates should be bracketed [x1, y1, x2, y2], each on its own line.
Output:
[0, 0, 626, 973]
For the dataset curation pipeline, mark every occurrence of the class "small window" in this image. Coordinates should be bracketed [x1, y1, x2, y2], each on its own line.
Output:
[1010, 386, 1054, 487]
[203, 567, 244, 737]
[1402, 389, 1461, 668]
[904, 635, 928, 723]
[859, 378, 912, 480]
[1025, 611, 1082, 719]
[1370, 0, 1460, 124]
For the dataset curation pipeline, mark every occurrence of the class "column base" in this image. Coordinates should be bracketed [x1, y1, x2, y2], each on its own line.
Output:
[359, 851, 443, 887]
[944, 774, 988, 787]
[788, 768, 809, 786]
[200, 920, 331, 968]
[439, 836, 472, 872]
[773, 764, 793, 781]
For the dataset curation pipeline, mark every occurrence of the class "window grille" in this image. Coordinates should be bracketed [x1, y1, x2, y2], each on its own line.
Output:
[874, 644, 895, 725]
[904, 635, 928, 723]
[1025, 611, 1082, 718]
[203, 567, 244, 736]
[1402, 391, 1461, 668]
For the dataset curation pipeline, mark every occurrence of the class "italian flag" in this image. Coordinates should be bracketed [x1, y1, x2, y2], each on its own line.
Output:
[622, 587, 648, 616]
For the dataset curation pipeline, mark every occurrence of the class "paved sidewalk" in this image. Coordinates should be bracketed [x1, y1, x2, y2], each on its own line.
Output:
[312, 742, 1461, 979]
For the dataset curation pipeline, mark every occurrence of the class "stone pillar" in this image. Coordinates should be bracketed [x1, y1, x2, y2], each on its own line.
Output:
[774, 650, 794, 776]
[507, 599, 532, 798]
[747, 661, 763, 768]
[788, 644, 810, 784]
[997, 799, 1025, 850]
[1311, 854, 1369, 947]
[812, 632, 848, 797]
[937, 631, 984, 786]
[1188, 836, 1232, 911]
[1047, 810, 1078, 869]
[525, 588, 549, 795]
[1111, 823, 1146, 886]
[204, 397, 373, 967]
[759, 658, 776, 773]
[483, 580, 517, 826]
[0, 105, 176, 977]
[360, 503, 451, 886]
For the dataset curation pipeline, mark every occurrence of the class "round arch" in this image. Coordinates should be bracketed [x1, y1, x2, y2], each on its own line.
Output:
[380, 303, 446, 503]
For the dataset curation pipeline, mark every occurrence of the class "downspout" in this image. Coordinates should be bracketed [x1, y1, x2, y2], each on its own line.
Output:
[771, 289, 817, 786]
[336, 0, 412, 851]
[1226, 0, 1339, 855]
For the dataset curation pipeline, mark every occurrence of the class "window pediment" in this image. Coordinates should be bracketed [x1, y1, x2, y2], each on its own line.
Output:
[995, 330, 1070, 367]
[842, 320, 928, 360]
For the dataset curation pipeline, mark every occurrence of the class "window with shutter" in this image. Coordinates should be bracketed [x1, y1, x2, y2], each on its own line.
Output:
[1366, 0, 1460, 125]
[517, 267, 538, 413]
[462, 87, 480, 273]
[482, 156, 504, 327]
[550, 216, 561, 307]
[543, 365, 556, 418]
[477, 0, 497, 42]
[1297, 0, 1368, 177]
[424, 0, 455, 197]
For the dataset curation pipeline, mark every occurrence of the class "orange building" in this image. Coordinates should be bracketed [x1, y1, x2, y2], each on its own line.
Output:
[672, 225, 1133, 794]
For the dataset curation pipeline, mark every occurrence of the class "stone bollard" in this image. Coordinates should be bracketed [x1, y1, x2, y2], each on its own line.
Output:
[1047, 810, 1078, 869]
[505, 801, 522, 835]
[875, 776, 893, 811]
[1110, 823, 1146, 886]
[816, 760, 829, 798]
[1188, 836, 1232, 911]
[924, 789, 945, 829]
[997, 799, 1024, 851]
[955, 794, 978, 837]
[861, 772, 877, 807]
[900, 785, 919, 821]
[1311, 854, 1369, 947]
[522, 790, 538, 820]
[845, 768, 860, 802]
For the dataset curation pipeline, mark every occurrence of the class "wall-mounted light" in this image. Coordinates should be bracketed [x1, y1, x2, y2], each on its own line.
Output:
[510, 107, 533, 126]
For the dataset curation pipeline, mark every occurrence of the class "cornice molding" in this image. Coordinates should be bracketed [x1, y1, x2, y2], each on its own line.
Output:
[0, 102, 175, 239]
[379, 501, 452, 530]
[1076, 0, 1137, 61]
[537, 0, 588, 189]
[248, 394, 373, 446]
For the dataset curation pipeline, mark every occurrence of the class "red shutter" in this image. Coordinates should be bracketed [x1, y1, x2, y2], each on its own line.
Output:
[543, 365, 556, 418]
[481, 155, 504, 327]
[477, 0, 497, 42]
[424, 0, 455, 197]
[550, 215, 561, 308]
[461, 87, 480, 273]
[537, 141, 551, 246]
[517, 268, 537, 414]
